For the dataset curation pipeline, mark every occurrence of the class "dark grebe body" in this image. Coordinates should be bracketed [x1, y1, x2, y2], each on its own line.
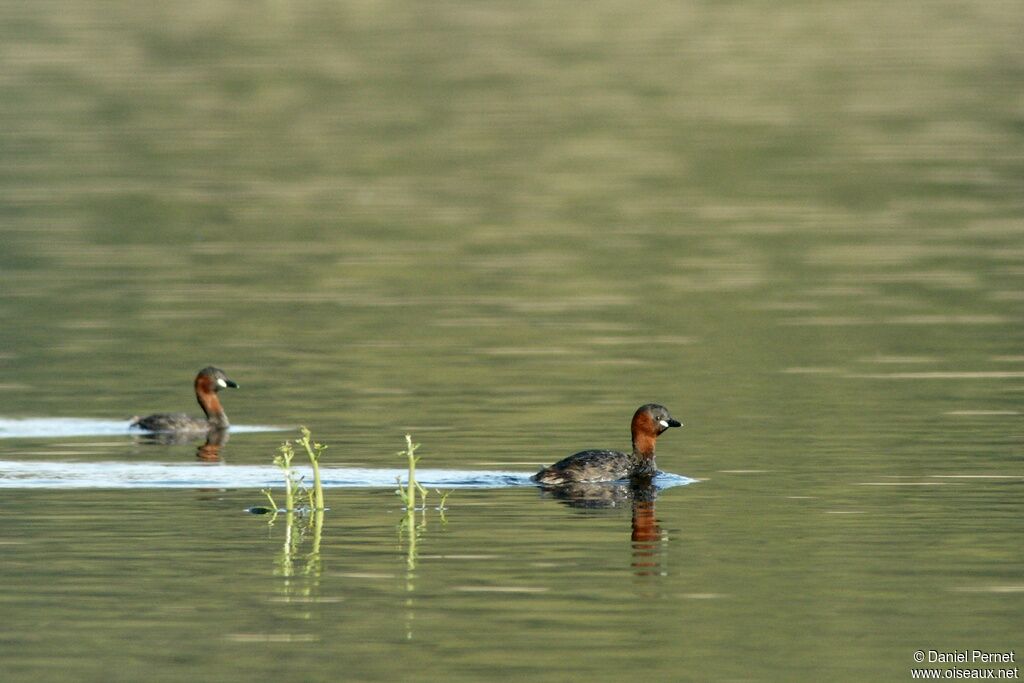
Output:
[130, 366, 238, 433]
[532, 404, 681, 485]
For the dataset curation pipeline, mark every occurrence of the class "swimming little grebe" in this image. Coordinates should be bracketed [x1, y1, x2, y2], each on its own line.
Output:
[532, 404, 682, 485]
[130, 366, 238, 433]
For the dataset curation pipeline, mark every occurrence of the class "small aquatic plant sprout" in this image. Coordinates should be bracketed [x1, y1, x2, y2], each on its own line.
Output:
[392, 435, 452, 639]
[297, 426, 327, 511]
[255, 427, 327, 516]
[272, 436, 303, 513]
[395, 435, 427, 511]
[393, 434, 452, 512]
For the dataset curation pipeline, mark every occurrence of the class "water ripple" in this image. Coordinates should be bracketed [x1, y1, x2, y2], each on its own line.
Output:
[0, 417, 285, 439]
[0, 460, 697, 490]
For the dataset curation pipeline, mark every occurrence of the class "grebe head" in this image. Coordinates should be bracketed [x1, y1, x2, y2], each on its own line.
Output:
[632, 403, 682, 438]
[193, 366, 237, 426]
[194, 366, 238, 393]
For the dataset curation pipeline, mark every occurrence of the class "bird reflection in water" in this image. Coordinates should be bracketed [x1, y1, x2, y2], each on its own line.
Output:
[132, 426, 230, 461]
[539, 476, 667, 576]
[195, 427, 228, 461]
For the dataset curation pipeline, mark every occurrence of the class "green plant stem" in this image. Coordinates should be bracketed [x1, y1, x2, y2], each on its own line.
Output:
[299, 427, 325, 510]
[406, 435, 416, 511]
[277, 443, 296, 512]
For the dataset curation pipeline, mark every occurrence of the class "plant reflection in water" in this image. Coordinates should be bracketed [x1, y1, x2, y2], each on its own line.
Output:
[275, 507, 324, 600]
[395, 435, 451, 640]
[251, 429, 330, 603]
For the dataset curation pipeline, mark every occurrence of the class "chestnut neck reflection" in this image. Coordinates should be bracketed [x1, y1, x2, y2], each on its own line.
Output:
[539, 477, 667, 576]
[131, 425, 230, 462]
[195, 427, 229, 462]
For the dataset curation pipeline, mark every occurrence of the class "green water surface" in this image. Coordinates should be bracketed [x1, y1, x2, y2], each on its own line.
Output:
[1, 2, 1022, 681]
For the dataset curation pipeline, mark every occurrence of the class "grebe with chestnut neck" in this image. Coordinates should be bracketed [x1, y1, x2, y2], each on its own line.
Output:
[130, 366, 238, 433]
[532, 404, 682, 485]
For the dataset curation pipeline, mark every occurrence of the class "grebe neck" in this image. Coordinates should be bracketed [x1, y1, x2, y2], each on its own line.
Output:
[630, 410, 659, 459]
[631, 432, 657, 459]
[195, 379, 229, 428]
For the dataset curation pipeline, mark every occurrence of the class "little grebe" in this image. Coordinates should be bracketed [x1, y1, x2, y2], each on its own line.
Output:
[532, 403, 682, 485]
[130, 366, 238, 433]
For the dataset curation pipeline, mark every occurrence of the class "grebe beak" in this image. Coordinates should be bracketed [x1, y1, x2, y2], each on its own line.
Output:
[661, 418, 682, 428]
[217, 378, 239, 389]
